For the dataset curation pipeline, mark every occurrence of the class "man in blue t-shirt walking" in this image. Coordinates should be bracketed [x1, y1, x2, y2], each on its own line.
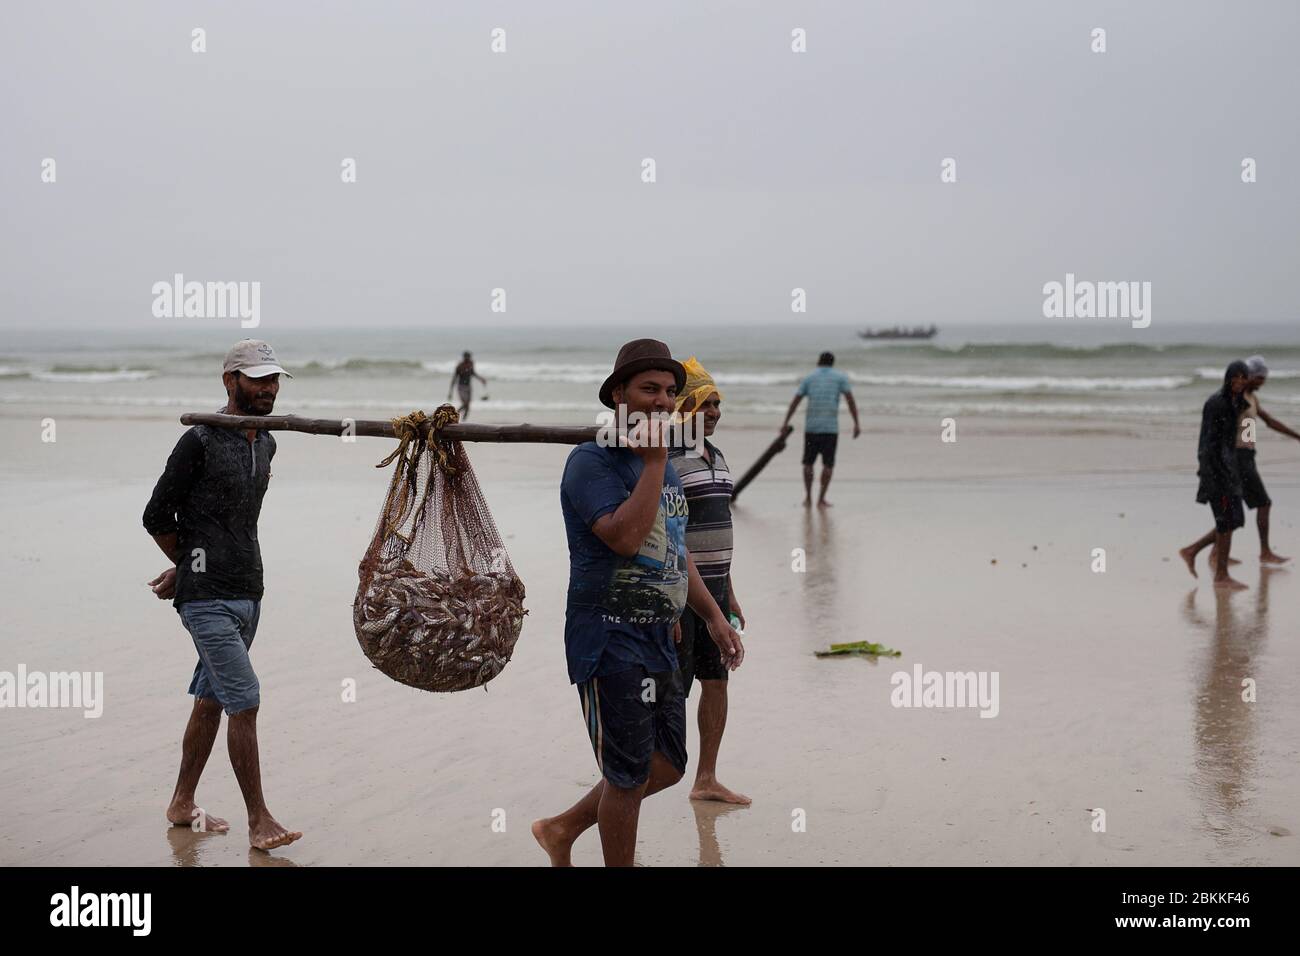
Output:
[532, 339, 745, 867]
[781, 351, 861, 507]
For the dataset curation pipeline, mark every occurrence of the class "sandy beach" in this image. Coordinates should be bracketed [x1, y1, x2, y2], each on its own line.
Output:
[3, 400, 1297, 866]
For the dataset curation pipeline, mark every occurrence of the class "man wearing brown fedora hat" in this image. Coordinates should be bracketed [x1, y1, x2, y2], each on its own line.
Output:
[533, 339, 745, 866]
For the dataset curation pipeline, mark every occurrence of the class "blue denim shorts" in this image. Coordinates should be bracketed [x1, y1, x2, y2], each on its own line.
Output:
[177, 599, 261, 715]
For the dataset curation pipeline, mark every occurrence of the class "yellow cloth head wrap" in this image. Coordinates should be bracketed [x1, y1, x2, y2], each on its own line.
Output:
[673, 356, 722, 421]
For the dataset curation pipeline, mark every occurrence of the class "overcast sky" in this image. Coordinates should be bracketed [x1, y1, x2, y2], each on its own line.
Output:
[2, 0, 1297, 330]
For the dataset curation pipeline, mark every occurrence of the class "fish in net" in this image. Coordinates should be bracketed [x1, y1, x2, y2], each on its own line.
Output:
[353, 406, 526, 692]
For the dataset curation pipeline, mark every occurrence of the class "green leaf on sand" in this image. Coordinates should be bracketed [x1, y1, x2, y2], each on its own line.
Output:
[814, 640, 901, 658]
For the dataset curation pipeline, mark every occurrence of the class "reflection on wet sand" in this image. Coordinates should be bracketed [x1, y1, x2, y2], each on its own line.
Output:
[1182, 568, 1276, 847]
[800, 509, 842, 630]
[691, 799, 746, 867]
[166, 823, 222, 867]
[167, 822, 300, 867]
[248, 847, 300, 867]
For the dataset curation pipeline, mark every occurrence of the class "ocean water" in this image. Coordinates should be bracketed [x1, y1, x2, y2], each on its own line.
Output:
[3, 322, 1299, 424]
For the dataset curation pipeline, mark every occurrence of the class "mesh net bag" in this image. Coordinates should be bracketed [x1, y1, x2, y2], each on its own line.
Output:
[353, 406, 526, 692]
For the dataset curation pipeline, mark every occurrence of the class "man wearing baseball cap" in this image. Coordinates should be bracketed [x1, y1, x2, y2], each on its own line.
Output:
[533, 339, 745, 866]
[142, 339, 302, 851]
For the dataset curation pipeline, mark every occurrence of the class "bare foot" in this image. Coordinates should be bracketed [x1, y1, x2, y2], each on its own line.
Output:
[817, 499, 833, 508]
[249, 814, 302, 851]
[167, 800, 229, 833]
[1207, 550, 1241, 566]
[690, 780, 752, 805]
[1177, 546, 1199, 579]
[802, 498, 812, 508]
[1212, 576, 1249, 591]
[531, 817, 575, 867]
[1260, 551, 1291, 564]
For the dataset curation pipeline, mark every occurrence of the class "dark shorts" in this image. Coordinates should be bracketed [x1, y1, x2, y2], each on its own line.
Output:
[457, 382, 472, 404]
[177, 598, 261, 715]
[803, 432, 838, 467]
[1236, 448, 1271, 510]
[1209, 494, 1246, 534]
[576, 665, 687, 790]
[678, 595, 730, 698]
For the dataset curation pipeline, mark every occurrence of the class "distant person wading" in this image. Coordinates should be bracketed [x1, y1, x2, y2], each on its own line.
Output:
[1179, 360, 1252, 591]
[448, 351, 487, 420]
[781, 351, 861, 507]
[1212, 354, 1299, 568]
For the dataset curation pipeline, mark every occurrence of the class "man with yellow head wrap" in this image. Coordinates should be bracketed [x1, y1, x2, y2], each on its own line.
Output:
[673, 356, 722, 421]
[668, 357, 751, 805]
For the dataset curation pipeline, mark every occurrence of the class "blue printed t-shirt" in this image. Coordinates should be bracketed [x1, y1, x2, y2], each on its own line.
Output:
[797, 366, 853, 434]
[560, 442, 690, 684]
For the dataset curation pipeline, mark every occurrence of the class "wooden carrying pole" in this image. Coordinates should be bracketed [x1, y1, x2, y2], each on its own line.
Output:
[180, 412, 600, 445]
[730, 424, 794, 502]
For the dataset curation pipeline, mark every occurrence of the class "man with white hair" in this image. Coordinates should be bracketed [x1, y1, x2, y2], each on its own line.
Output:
[1233, 355, 1300, 564]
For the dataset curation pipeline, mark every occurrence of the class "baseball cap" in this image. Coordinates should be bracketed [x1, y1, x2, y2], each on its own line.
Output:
[223, 339, 293, 379]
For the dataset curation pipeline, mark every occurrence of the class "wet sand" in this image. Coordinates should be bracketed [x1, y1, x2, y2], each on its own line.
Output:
[1, 404, 1298, 866]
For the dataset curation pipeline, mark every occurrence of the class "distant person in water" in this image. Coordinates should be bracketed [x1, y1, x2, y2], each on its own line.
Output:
[1217, 355, 1299, 566]
[1179, 360, 1251, 590]
[448, 351, 487, 420]
[780, 352, 860, 507]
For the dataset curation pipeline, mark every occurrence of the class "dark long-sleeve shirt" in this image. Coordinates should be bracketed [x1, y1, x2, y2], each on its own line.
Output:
[1196, 391, 1243, 503]
[143, 424, 275, 605]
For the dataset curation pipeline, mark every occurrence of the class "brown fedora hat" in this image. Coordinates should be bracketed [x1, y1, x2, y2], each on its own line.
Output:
[598, 339, 686, 409]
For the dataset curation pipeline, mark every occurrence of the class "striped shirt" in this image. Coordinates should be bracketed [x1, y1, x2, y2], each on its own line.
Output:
[668, 440, 733, 601]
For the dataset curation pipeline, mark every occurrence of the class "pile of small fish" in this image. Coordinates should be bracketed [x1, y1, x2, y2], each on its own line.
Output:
[353, 557, 527, 692]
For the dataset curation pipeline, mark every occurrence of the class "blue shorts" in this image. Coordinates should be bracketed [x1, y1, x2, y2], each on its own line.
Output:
[177, 599, 261, 715]
[577, 665, 687, 790]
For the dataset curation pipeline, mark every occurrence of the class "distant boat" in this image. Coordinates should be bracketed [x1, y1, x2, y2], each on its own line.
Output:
[857, 324, 938, 340]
